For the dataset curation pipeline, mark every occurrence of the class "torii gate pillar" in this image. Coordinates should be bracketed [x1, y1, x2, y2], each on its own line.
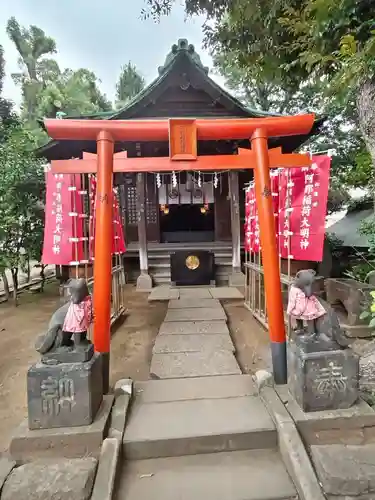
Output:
[93, 131, 114, 393]
[252, 129, 286, 384]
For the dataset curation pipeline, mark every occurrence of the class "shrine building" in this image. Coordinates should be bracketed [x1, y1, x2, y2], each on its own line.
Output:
[38, 38, 322, 286]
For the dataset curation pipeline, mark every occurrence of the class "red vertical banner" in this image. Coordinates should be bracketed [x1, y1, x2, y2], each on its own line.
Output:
[270, 170, 279, 252]
[112, 188, 126, 254]
[278, 169, 293, 259]
[244, 155, 331, 262]
[288, 156, 331, 261]
[244, 187, 251, 251]
[42, 172, 83, 264]
[245, 183, 260, 253]
[70, 174, 85, 264]
[89, 174, 97, 261]
[89, 175, 126, 259]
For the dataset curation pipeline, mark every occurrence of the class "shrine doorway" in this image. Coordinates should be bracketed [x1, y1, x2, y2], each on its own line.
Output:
[160, 203, 215, 243]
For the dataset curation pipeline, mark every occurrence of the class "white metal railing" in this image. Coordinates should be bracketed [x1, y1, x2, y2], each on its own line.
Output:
[244, 258, 292, 334]
[86, 263, 126, 338]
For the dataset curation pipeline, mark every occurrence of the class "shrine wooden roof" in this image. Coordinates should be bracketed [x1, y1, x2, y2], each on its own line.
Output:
[37, 38, 323, 161]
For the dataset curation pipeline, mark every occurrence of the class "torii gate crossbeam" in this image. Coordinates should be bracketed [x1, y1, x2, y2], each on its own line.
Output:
[45, 115, 314, 391]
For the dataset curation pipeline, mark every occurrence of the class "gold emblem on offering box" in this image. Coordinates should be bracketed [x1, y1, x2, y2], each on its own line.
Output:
[185, 255, 200, 270]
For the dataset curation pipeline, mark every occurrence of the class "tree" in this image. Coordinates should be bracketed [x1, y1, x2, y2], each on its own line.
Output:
[6, 16, 56, 121]
[0, 121, 45, 304]
[7, 17, 112, 145]
[0, 45, 14, 122]
[143, 0, 374, 191]
[37, 67, 112, 118]
[115, 62, 145, 108]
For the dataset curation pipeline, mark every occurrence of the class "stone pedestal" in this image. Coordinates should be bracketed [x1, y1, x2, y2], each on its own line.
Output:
[288, 336, 359, 412]
[136, 272, 153, 292]
[41, 343, 94, 364]
[27, 354, 103, 430]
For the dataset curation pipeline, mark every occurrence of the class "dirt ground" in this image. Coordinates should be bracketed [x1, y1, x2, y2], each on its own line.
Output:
[0, 282, 268, 453]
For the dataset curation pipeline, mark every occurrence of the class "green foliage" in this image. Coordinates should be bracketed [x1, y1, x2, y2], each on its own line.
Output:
[6, 17, 112, 143]
[360, 217, 375, 255]
[0, 45, 14, 121]
[360, 291, 375, 329]
[0, 121, 45, 297]
[6, 17, 56, 122]
[37, 67, 112, 118]
[345, 262, 375, 283]
[115, 62, 145, 109]
[143, 0, 375, 190]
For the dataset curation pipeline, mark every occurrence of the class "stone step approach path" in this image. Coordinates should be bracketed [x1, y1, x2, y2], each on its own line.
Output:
[151, 289, 242, 379]
[115, 287, 300, 500]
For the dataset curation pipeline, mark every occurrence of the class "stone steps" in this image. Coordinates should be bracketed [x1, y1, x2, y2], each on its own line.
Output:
[146, 247, 234, 285]
[123, 393, 277, 460]
[115, 449, 297, 500]
[116, 294, 298, 500]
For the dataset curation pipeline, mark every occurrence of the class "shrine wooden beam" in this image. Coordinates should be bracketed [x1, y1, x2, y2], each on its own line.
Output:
[51, 149, 311, 174]
[44, 114, 315, 142]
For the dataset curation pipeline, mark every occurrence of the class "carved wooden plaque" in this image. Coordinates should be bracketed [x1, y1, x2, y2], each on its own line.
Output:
[169, 118, 197, 160]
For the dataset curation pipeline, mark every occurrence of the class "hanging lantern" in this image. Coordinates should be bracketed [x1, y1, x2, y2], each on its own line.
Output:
[197, 171, 202, 188]
[200, 203, 209, 214]
[163, 206, 170, 215]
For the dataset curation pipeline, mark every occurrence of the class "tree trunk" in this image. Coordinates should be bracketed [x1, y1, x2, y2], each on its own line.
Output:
[357, 79, 375, 211]
[11, 268, 18, 306]
[1, 271, 10, 301]
[40, 265, 46, 292]
[26, 258, 31, 283]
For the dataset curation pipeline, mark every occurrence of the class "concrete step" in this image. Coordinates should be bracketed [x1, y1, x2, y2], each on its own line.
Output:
[168, 298, 222, 309]
[123, 395, 276, 460]
[115, 449, 297, 500]
[164, 307, 227, 322]
[149, 262, 171, 269]
[133, 375, 257, 404]
[150, 350, 241, 378]
[152, 334, 235, 354]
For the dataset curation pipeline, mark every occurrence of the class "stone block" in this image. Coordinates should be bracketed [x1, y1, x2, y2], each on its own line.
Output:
[178, 288, 212, 299]
[113, 378, 133, 397]
[168, 298, 222, 309]
[116, 450, 296, 500]
[108, 394, 130, 442]
[150, 351, 241, 379]
[123, 396, 276, 459]
[311, 444, 375, 497]
[288, 337, 359, 412]
[0, 457, 16, 491]
[134, 375, 257, 404]
[27, 354, 103, 430]
[164, 307, 226, 322]
[148, 286, 179, 301]
[91, 439, 120, 500]
[228, 272, 245, 287]
[278, 384, 375, 446]
[1, 458, 97, 500]
[41, 343, 94, 364]
[10, 395, 114, 463]
[209, 287, 244, 299]
[136, 273, 152, 292]
[159, 320, 229, 335]
[152, 334, 234, 354]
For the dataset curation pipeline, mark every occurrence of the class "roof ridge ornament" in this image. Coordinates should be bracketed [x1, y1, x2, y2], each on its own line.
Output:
[158, 38, 209, 75]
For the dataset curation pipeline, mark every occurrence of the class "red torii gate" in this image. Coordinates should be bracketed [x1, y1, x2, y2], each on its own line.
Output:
[44, 114, 314, 390]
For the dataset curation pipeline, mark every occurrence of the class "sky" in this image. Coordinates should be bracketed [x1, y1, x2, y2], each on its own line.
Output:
[0, 0, 225, 106]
